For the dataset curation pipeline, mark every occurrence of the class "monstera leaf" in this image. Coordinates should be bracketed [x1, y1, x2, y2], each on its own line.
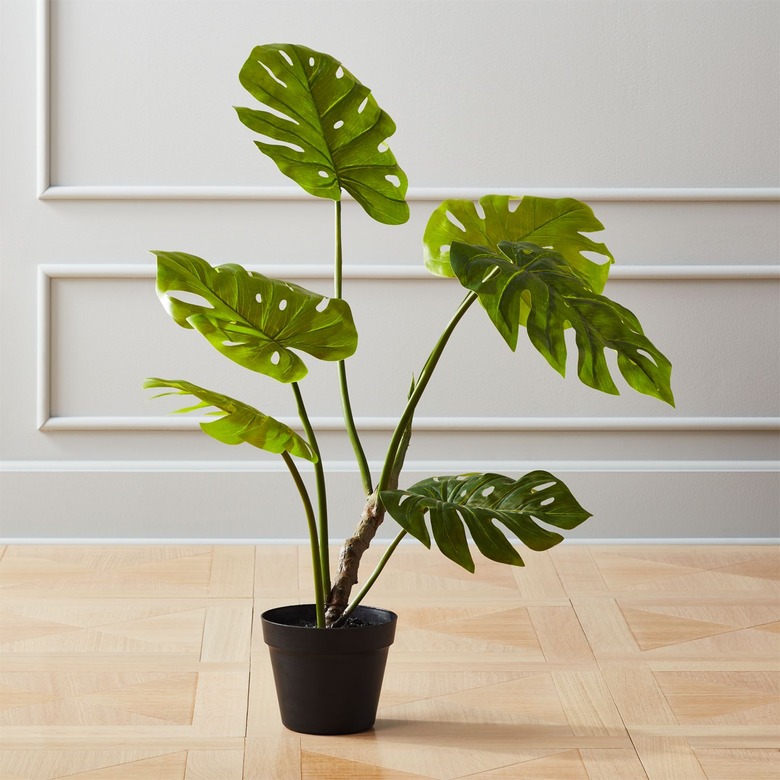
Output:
[423, 195, 612, 292]
[154, 251, 357, 383]
[144, 378, 316, 461]
[381, 471, 590, 572]
[236, 43, 409, 225]
[450, 240, 675, 405]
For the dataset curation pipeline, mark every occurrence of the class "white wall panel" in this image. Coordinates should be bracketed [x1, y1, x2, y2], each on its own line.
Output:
[1, 0, 778, 540]
[42, 269, 780, 423]
[46, 0, 779, 190]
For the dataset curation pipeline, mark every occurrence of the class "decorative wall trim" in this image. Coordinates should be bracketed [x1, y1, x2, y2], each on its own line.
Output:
[37, 185, 780, 202]
[36, 263, 780, 432]
[36, 0, 780, 203]
[36, 263, 780, 281]
[3, 460, 779, 473]
[36, 416, 780, 433]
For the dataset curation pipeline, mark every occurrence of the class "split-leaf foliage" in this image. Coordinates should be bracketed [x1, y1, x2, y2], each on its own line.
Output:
[147, 43, 675, 624]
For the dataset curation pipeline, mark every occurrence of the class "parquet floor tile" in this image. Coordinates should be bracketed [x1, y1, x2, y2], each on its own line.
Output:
[0, 544, 777, 778]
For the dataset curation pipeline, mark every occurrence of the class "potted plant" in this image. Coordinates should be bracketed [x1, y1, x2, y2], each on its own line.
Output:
[145, 43, 674, 735]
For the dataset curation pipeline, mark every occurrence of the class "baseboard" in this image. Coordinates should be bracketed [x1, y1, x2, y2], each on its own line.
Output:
[2, 537, 777, 545]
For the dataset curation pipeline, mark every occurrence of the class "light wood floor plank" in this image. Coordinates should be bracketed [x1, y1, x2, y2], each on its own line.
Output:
[631, 735, 708, 779]
[0, 543, 776, 779]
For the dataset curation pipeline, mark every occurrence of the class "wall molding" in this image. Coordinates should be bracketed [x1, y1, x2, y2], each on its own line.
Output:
[36, 0, 780, 203]
[36, 415, 780, 434]
[37, 263, 780, 432]
[36, 263, 780, 281]
[3, 460, 778, 473]
[37, 185, 780, 203]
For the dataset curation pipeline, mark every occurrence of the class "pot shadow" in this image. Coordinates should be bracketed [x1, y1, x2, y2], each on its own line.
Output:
[361, 718, 578, 747]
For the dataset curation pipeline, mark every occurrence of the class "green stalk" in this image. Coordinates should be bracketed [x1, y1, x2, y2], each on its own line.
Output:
[292, 382, 330, 595]
[336, 529, 407, 625]
[334, 200, 373, 495]
[281, 451, 325, 628]
[377, 291, 477, 493]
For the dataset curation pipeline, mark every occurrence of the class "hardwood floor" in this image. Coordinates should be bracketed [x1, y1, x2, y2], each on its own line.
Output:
[0, 544, 777, 779]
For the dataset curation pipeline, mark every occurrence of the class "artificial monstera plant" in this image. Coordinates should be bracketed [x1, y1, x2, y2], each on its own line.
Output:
[146, 43, 674, 629]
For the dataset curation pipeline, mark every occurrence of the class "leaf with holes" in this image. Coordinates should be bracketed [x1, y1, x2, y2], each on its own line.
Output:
[236, 43, 409, 225]
[450, 240, 674, 405]
[423, 195, 612, 294]
[381, 472, 590, 573]
[154, 251, 357, 384]
[144, 378, 316, 461]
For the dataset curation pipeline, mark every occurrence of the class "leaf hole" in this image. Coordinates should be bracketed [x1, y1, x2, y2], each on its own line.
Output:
[378, 141, 389, 153]
[270, 351, 281, 365]
[358, 97, 368, 114]
[222, 340, 246, 347]
[318, 170, 330, 178]
[481, 486, 495, 497]
[445, 211, 466, 233]
[385, 174, 401, 188]
[279, 50, 293, 67]
[474, 201, 486, 220]
[167, 291, 213, 309]
[315, 298, 329, 312]
[255, 293, 262, 303]
[636, 348, 657, 364]
[278, 299, 288, 311]
[258, 60, 287, 88]
[254, 134, 304, 152]
[398, 494, 410, 505]
[333, 120, 344, 130]
[335, 66, 344, 79]
[540, 496, 555, 506]
[308, 56, 315, 67]
[455, 475, 467, 482]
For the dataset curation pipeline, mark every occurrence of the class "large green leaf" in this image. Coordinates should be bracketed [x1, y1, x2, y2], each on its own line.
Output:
[144, 378, 316, 461]
[236, 43, 409, 225]
[423, 195, 613, 292]
[381, 471, 590, 573]
[154, 251, 357, 383]
[451, 240, 675, 405]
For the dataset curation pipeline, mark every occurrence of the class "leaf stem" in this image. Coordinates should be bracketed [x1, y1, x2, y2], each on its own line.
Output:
[377, 292, 477, 494]
[334, 200, 344, 299]
[292, 382, 330, 596]
[336, 529, 408, 626]
[281, 451, 325, 628]
[334, 200, 373, 494]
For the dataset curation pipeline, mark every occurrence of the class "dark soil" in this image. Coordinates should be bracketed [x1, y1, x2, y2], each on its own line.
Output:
[293, 616, 371, 629]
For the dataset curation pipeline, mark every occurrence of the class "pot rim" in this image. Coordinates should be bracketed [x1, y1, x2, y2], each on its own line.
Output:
[261, 603, 398, 630]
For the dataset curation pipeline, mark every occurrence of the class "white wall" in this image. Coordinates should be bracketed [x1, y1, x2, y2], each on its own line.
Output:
[1, 0, 778, 540]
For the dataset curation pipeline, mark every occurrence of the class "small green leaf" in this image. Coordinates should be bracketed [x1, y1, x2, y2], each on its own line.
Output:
[236, 43, 409, 225]
[154, 251, 358, 383]
[450, 240, 675, 406]
[381, 471, 591, 573]
[144, 378, 316, 461]
[423, 195, 613, 293]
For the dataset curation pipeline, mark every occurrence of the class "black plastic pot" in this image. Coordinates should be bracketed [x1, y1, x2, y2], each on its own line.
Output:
[261, 604, 398, 735]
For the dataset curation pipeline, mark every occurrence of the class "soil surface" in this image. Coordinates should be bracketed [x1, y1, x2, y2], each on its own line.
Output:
[293, 616, 372, 629]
